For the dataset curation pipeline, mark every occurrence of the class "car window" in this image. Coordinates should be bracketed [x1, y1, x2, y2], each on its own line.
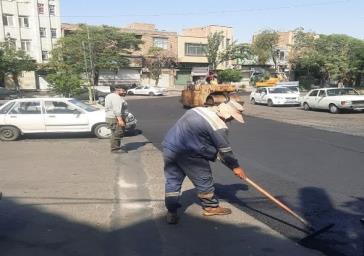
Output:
[309, 90, 319, 97]
[327, 89, 359, 96]
[318, 90, 326, 97]
[0, 102, 15, 114]
[268, 87, 290, 93]
[69, 99, 97, 112]
[136, 86, 143, 89]
[9, 101, 41, 114]
[145, 87, 150, 89]
[261, 88, 267, 94]
[44, 101, 78, 114]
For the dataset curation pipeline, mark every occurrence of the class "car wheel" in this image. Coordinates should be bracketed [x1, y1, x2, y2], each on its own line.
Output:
[329, 104, 339, 114]
[149, 92, 154, 96]
[267, 99, 274, 107]
[127, 91, 134, 95]
[0, 126, 20, 141]
[205, 96, 214, 106]
[94, 123, 111, 139]
[303, 102, 310, 111]
[250, 98, 256, 105]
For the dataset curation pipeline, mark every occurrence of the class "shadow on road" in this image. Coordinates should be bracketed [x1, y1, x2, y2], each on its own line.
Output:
[0, 196, 315, 256]
[299, 187, 364, 256]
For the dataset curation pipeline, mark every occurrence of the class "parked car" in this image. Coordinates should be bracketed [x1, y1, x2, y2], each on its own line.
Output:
[250, 87, 300, 106]
[300, 88, 364, 113]
[0, 98, 137, 141]
[127, 86, 165, 96]
[0, 87, 18, 100]
[73, 88, 109, 103]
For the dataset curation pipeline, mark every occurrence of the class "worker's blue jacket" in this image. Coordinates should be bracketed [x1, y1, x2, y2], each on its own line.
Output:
[162, 107, 240, 169]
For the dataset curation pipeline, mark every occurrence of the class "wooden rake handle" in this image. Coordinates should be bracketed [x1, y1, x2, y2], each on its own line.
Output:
[245, 177, 311, 228]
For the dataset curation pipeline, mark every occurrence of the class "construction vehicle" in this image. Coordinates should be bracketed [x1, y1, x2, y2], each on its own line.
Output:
[181, 83, 242, 108]
[181, 67, 243, 107]
[251, 71, 299, 87]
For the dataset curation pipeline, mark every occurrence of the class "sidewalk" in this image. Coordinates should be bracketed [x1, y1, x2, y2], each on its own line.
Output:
[0, 133, 324, 255]
[117, 134, 324, 256]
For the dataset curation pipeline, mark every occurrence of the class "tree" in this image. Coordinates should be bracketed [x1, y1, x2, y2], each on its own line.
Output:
[0, 38, 37, 91]
[46, 67, 83, 97]
[251, 30, 279, 70]
[49, 24, 143, 87]
[218, 69, 242, 83]
[290, 28, 364, 87]
[219, 43, 253, 64]
[205, 31, 224, 70]
[143, 47, 176, 86]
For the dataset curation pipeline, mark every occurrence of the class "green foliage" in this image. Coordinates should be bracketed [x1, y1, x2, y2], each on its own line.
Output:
[49, 24, 143, 86]
[218, 69, 242, 83]
[205, 31, 224, 70]
[0, 38, 36, 89]
[219, 43, 253, 64]
[251, 30, 279, 70]
[290, 28, 364, 86]
[144, 47, 176, 86]
[47, 70, 83, 97]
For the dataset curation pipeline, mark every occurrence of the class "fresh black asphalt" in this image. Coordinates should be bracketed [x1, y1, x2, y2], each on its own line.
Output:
[129, 96, 364, 256]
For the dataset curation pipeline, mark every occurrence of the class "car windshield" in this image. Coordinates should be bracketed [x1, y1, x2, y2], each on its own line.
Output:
[268, 87, 291, 94]
[327, 89, 359, 96]
[69, 99, 98, 112]
[286, 87, 299, 93]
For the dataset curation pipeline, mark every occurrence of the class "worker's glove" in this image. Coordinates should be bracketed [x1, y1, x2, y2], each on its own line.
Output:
[233, 167, 247, 180]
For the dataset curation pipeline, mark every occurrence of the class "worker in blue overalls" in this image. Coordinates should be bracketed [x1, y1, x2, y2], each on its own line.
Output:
[162, 100, 247, 224]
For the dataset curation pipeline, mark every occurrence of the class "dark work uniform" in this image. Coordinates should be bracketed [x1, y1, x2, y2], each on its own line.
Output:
[162, 107, 240, 213]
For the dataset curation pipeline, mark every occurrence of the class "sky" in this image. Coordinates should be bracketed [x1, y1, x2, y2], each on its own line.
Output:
[60, 0, 364, 43]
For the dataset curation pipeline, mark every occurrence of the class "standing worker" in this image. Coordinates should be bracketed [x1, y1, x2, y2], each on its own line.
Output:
[105, 85, 128, 153]
[162, 100, 247, 224]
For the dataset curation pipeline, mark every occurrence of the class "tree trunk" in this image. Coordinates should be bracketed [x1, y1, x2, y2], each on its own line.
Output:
[13, 74, 21, 97]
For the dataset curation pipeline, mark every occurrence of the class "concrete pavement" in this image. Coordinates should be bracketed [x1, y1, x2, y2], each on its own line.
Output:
[0, 133, 323, 255]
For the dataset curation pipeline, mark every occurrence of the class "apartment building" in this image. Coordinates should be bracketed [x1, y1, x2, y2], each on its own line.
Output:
[118, 23, 178, 88]
[0, 0, 61, 89]
[176, 25, 234, 85]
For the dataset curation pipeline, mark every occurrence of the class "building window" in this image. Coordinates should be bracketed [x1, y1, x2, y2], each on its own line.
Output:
[153, 37, 169, 49]
[38, 3, 44, 14]
[42, 51, 49, 61]
[2, 14, 14, 26]
[51, 28, 57, 38]
[185, 43, 206, 56]
[21, 40, 31, 52]
[49, 5, 55, 15]
[18, 16, 30, 28]
[40, 27, 46, 37]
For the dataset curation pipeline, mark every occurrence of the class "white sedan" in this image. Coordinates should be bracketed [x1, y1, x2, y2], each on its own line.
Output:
[0, 98, 137, 141]
[127, 86, 165, 96]
[300, 88, 364, 113]
[250, 87, 300, 107]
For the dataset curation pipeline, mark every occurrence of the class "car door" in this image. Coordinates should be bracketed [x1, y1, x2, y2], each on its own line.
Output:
[260, 88, 268, 104]
[305, 90, 319, 108]
[143, 86, 150, 95]
[315, 90, 328, 109]
[254, 88, 263, 103]
[43, 100, 89, 132]
[4, 100, 45, 132]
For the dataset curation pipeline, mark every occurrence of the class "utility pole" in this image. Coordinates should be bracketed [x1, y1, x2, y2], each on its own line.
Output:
[86, 25, 96, 103]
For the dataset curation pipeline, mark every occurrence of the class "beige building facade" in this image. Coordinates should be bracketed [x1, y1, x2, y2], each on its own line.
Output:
[176, 25, 234, 85]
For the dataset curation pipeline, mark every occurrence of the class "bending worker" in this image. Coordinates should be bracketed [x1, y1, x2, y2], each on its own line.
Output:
[162, 100, 247, 224]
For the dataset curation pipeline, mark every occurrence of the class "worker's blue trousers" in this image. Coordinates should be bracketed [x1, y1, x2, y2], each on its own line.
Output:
[163, 148, 219, 213]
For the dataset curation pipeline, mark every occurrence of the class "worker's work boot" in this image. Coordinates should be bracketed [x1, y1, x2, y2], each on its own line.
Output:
[202, 206, 232, 216]
[166, 211, 179, 224]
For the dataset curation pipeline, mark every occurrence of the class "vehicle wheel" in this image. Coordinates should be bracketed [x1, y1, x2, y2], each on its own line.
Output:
[303, 102, 310, 111]
[250, 98, 256, 105]
[267, 99, 274, 107]
[206, 96, 214, 106]
[0, 126, 20, 141]
[149, 92, 154, 96]
[94, 123, 111, 139]
[127, 91, 134, 95]
[329, 104, 339, 114]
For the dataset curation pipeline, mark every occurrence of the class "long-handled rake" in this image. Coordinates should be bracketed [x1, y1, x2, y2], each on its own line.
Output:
[244, 177, 334, 242]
